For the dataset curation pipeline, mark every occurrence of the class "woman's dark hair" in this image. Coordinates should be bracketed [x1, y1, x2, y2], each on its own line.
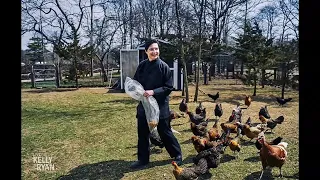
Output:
[144, 39, 159, 51]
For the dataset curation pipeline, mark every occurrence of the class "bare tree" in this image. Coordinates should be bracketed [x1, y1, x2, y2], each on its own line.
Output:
[190, 0, 206, 102]
[22, 0, 87, 88]
[255, 4, 279, 40]
[91, 1, 124, 82]
[175, 0, 190, 102]
[278, 0, 299, 40]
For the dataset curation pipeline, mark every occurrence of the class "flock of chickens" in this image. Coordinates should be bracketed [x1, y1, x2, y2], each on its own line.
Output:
[161, 93, 292, 180]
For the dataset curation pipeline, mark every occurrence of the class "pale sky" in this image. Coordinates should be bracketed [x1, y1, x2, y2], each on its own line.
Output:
[21, 0, 292, 51]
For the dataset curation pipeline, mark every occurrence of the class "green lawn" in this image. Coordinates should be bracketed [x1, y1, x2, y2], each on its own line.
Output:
[21, 81, 299, 180]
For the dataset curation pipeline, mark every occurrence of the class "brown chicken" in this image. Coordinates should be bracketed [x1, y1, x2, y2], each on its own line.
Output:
[259, 115, 268, 124]
[208, 120, 220, 141]
[170, 110, 184, 119]
[191, 135, 217, 153]
[257, 132, 288, 180]
[172, 159, 208, 180]
[225, 136, 241, 157]
[236, 122, 264, 142]
[220, 122, 239, 134]
[255, 136, 283, 151]
[245, 95, 252, 107]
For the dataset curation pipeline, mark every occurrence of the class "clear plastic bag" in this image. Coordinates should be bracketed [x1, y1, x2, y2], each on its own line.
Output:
[124, 77, 160, 131]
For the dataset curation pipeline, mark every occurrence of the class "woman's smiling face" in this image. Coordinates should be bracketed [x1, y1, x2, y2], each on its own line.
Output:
[145, 43, 160, 61]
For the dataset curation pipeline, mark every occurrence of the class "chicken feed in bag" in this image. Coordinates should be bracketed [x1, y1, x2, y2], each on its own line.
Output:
[124, 77, 145, 101]
[124, 77, 160, 131]
[141, 96, 160, 131]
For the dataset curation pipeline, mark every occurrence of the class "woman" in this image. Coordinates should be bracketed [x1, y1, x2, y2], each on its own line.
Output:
[130, 39, 183, 169]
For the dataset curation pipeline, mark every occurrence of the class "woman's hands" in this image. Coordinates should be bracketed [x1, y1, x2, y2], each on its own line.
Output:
[143, 90, 154, 97]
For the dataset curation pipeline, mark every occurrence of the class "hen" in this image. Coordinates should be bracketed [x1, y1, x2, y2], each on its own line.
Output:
[195, 102, 205, 114]
[179, 98, 188, 113]
[208, 120, 220, 141]
[149, 126, 181, 152]
[259, 115, 268, 124]
[244, 95, 252, 107]
[258, 132, 288, 180]
[276, 97, 292, 106]
[255, 136, 283, 151]
[149, 127, 164, 152]
[221, 122, 239, 135]
[245, 117, 252, 126]
[193, 143, 224, 169]
[228, 105, 242, 123]
[236, 122, 264, 142]
[266, 115, 285, 133]
[259, 105, 271, 119]
[214, 103, 223, 120]
[186, 110, 207, 125]
[207, 92, 219, 102]
[172, 159, 208, 180]
[191, 135, 218, 153]
[190, 120, 209, 137]
[225, 136, 241, 157]
[170, 110, 184, 119]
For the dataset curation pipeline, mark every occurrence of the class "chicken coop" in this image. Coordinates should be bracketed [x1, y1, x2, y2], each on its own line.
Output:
[119, 49, 140, 90]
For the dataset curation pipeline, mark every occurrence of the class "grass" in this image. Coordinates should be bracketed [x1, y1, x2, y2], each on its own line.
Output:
[21, 79, 299, 180]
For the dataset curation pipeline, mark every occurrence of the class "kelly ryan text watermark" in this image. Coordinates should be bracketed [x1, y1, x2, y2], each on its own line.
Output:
[32, 153, 56, 171]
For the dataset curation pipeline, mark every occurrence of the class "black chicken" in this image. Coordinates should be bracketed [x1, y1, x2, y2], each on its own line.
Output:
[259, 105, 271, 119]
[266, 115, 285, 133]
[195, 102, 204, 114]
[191, 120, 209, 137]
[187, 109, 207, 125]
[179, 98, 188, 112]
[245, 117, 252, 126]
[149, 127, 164, 152]
[192, 143, 224, 169]
[254, 136, 283, 151]
[276, 97, 292, 106]
[150, 125, 181, 152]
[207, 92, 219, 102]
[172, 158, 208, 180]
[214, 103, 223, 120]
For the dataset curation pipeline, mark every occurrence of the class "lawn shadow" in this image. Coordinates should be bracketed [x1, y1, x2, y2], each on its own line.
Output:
[99, 98, 136, 105]
[23, 88, 78, 93]
[220, 154, 236, 163]
[57, 159, 178, 180]
[240, 139, 256, 146]
[243, 169, 274, 180]
[106, 88, 125, 93]
[180, 138, 192, 145]
[244, 155, 260, 162]
[244, 169, 298, 180]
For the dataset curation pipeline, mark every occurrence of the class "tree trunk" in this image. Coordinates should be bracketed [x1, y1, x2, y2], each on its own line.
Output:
[261, 69, 265, 88]
[281, 63, 286, 99]
[194, 43, 202, 102]
[253, 68, 257, 96]
[202, 62, 208, 85]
